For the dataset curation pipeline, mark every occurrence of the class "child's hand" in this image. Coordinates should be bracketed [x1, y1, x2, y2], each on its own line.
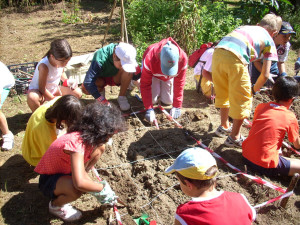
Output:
[145, 108, 156, 123]
[90, 180, 118, 205]
[63, 78, 78, 90]
[170, 107, 181, 119]
[96, 96, 110, 106]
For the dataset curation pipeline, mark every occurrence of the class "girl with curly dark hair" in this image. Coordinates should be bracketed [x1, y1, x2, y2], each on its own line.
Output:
[35, 103, 127, 222]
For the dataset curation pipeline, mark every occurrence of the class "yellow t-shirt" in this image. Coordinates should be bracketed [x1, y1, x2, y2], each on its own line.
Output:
[22, 97, 60, 166]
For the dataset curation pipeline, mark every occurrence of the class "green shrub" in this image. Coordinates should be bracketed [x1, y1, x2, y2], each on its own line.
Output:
[126, 0, 181, 61]
[126, 0, 242, 60]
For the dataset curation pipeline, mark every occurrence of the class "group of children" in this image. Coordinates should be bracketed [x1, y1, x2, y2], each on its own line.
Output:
[0, 11, 299, 224]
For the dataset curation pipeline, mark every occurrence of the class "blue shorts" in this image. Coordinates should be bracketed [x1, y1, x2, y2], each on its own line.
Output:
[39, 173, 70, 199]
[243, 156, 290, 177]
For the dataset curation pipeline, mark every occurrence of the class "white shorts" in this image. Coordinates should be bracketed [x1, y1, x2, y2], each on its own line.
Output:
[151, 77, 173, 105]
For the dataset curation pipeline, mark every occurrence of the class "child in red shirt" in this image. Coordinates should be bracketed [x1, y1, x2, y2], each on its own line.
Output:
[242, 76, 300, 176]
[35, 103, 127, 222]
[165, 147, 256, 225]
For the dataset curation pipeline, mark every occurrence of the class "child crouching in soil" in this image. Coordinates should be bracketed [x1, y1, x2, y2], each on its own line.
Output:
[34, 103, 127, 222]
[242, 76, 300, 176]
[165, 147, 256, 225]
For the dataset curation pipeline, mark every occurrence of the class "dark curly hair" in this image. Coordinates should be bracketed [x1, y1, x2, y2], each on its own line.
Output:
[68, 103, 127, 148]
[45, 95, 83, 129]
[272, 76, 299, 102]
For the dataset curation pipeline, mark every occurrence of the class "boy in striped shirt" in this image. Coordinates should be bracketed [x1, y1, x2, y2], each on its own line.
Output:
[212, 13, 282, 148]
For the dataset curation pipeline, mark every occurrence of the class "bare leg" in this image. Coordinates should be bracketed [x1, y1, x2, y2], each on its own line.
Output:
[0, 111, 9, 135]
[220, 108, 230, 129]
[113, 69, 133, 96]
[27, 90, 44, 112]
[52, 176, 82, 207]
[230, 119, 244, 140]
[285, 157, 300, 176]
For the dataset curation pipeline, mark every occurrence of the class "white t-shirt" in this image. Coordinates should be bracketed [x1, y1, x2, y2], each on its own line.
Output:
[277, 42, 290, 63]
[194, 48, 214, 75]
[29, 57, 63, 94]
[0, 61, 15, 90]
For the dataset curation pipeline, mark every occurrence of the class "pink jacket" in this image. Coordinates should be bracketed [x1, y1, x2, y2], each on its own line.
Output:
[140, 37, 188, 109]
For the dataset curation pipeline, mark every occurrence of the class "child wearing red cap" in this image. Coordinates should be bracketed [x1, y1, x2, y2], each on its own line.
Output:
[165, 147, 256, 225]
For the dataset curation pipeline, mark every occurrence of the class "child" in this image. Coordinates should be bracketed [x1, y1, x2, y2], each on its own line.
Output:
[165, 147, 256, 225]
[0, 61, 15, 151]
[82, 42, 138, 111]
[27, 39, 82, 112]
[242, 76, 300, 177]
[251, 21, 296, 84]
[212, 13, 282, 147]
[140, 37, 188, 123]
[34, 103, 127, 222]
[22, 95, 83, 166]
[193, 41, 219, 98]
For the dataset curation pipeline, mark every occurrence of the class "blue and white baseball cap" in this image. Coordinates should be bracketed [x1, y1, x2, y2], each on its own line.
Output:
[279, 22, 296, 35]
[160, 41, 179, 76]
[165, 147, 217, 180]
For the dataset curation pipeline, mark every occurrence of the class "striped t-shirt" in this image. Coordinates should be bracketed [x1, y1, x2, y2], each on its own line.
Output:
[216, 25, 278, 65]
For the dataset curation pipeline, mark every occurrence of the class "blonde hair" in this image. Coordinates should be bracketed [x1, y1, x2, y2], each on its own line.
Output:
[259, 13, 282, 33]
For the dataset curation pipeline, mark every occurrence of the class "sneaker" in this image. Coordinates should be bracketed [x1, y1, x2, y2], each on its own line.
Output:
[49, 201, 82, 222]
[117, 96, 130, 111]
[215, 125, 232, 137]
[1, 131, 14, 151]
[224, 135, 245, 148]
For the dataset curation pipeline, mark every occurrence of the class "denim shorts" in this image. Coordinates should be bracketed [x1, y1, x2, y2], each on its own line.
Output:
[39, 173, 69, 199]
[243, 156, 290, 176]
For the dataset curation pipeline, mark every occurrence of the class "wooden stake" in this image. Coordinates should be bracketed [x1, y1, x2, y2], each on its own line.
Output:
[120, 0, 124, 42]
[102, 0, 118, 47]
[120, 0, 128, 43]
[280, 173, 299, 208]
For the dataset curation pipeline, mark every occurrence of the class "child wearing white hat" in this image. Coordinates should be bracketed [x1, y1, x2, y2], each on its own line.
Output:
[82, 42, 138, 111]
[165, 147, 256, 225]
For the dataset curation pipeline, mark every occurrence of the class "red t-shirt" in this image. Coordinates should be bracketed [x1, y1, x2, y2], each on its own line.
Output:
[140, 37, 188, 110]
[242, 102, 299, 168]
[175, 191, 255, 225]
[35, 132, 93, 175]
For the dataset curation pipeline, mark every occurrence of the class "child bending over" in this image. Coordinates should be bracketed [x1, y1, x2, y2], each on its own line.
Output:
[165, 147, 256, 225]
[27, 39, 82, 112]
[212, 13, 282, 148]
[34, 103, 127, 222]
[242, 76, 300, 176]
[22, 95, 83, 166]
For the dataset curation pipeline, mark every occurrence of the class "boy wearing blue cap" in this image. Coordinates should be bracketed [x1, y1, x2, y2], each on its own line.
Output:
[165, 147, 256, 225]
[251, 21, 297, 84]
[140, 37, 188, 124]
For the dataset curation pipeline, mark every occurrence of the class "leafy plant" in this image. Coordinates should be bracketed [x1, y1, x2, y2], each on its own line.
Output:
[126, 0, 181, 61]
[61, 0, 82, 24]
[127, 0, 242, 58]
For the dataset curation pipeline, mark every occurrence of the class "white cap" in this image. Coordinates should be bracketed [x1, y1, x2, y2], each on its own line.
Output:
[115, 43, 138, 73]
